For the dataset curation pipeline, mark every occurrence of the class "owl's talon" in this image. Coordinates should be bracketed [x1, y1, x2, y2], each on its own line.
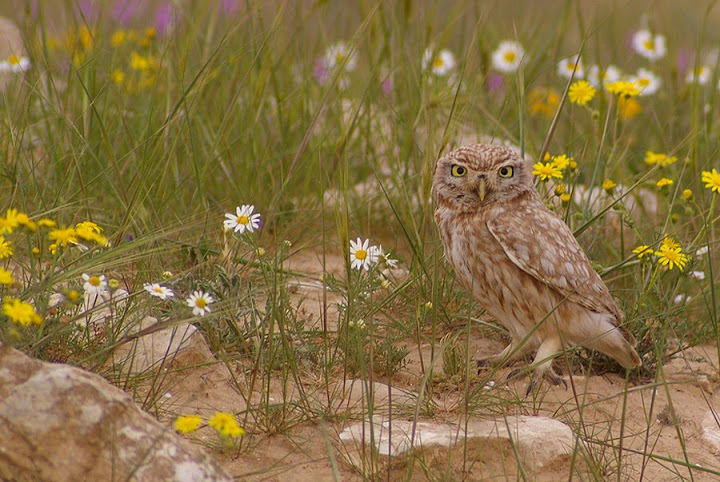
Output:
[552, 375, 568, 390]
[506, 368, 525, 381]
[525, 370, 567, 395]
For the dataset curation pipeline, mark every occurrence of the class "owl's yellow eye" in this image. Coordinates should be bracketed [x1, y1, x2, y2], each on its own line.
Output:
[498, 166, 514, 178]
[451, 165, 467, 177]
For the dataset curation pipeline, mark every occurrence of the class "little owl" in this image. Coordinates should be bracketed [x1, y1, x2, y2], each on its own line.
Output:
[433, 144, 642, 390]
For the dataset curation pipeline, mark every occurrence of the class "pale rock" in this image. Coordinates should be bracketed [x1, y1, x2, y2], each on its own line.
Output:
[110, 317, 212, 375]
[339, 414, 574, 469]
[701, 410, 720, 454]
[0, 346, 231, 482]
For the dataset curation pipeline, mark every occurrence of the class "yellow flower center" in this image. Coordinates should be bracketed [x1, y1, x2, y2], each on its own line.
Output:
[643, 39, 655, 51]
[8, 55, 19, 65]
[89, 276, 101, 287]
[236, 215, 249, 225]
[153, 287, 164, 293]
[68, 290, 80, 301]
[196, 298, 207, 308]
[433, 57, 445, 69]
[355, 249, 367, 260]
[503, 51, 517, 63]
[566, 62, 576, 71]
[638, 78, 650, 87]
[335, 53, 346, 64]
[537, 165, 554, 175]
[663, 250, 680, 262]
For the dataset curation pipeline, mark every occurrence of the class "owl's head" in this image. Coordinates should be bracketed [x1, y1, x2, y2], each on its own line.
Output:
[432, 143, 535, 210]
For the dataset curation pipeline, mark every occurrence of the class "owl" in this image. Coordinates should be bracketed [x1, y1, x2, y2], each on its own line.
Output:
[432, 144, 642, 391]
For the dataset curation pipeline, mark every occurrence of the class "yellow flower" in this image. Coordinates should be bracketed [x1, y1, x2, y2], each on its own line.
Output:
[656, 178, 674, 188]
[37, 218, 57, 228]
[618, 97, 642, 120]
[683, 189, 693, 200]
[560, 193, 571, 204]
[76, 221, 108, 246]
[528, 87, 560, 119]
[606, 80, 640, 97]
[602, 179, 616, 193]
[2, 297, 42, 326]
[554, 184, 565, 196]
[0, 236, 12, 259]
[49, 243, 57, 255]
[532, 162, 563, 181]
[0, 212, 18, 234]
[112, 69, 125, 85]
[632, 245, 653, 259]
[569, 160, 578, 170]
[645, 151, 678, 168]
[174, 415, 203, 434]
[660, 236, 681, 251]
[130, 52, 157, 71]
[568, 80, 596, 106]
[49, 227, 78, 247]
[702, 168, 720, 193]
[111, 30, 127, 47]
[208, 412, 245, 438]
[0, 268, 12, 285]
[551, 154, 572, 170]
[655, 246, 688, 271]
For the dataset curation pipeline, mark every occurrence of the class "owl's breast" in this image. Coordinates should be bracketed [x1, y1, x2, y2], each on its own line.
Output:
[436, 207, 541, 339]
[437, 209, 503, 303]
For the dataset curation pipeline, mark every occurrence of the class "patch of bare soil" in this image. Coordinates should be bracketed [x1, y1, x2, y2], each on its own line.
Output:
[159, 249, 720, 481]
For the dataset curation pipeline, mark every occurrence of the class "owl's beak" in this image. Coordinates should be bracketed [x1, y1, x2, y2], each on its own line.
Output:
[477, 177, 486, 201]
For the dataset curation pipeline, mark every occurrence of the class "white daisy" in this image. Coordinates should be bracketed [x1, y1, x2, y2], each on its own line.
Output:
[696, 246, 709, 257]
[690, 271, 706, 280]
[370, 245, 398, 268]
[422, 47, 456, 76]
[143, 282, 174, 300]
[186, 290, 214, 317]
[223, 204, 261, 234]
[686, 65, 710, 85]
[0, 55, 31, 73]
[350, 237, 379, 271]
[324, 42, 357, 72]
[491, 41, 525, 73]
[557, 55, 584, 79]
[631, 68, 661, 95]
[587, 64, 622, 88]
[82, 273, 108, 296]
[632, 29, 667, 61]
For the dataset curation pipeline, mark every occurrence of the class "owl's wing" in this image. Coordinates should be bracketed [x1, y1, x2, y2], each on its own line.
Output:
[486, 202, 622, 320]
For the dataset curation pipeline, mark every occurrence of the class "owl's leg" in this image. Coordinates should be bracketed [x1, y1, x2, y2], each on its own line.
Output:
[476, 339, 531, 369]
[526, 337, 567, 395]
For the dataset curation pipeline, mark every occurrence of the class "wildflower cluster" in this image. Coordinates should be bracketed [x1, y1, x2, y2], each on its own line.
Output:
[174, 412, 245, 438]
[109, 27, 161, 93]
[0, 209, 118, 329]
[349, 237, 397, 272]
[532, 153, 576, 183]
[633, 237, 689, 271]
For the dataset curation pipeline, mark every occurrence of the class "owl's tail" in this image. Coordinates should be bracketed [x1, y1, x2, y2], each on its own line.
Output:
[579, 315, 643, 369]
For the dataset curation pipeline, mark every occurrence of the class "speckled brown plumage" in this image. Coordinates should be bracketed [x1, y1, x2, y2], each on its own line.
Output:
[433, 144, 641, 389]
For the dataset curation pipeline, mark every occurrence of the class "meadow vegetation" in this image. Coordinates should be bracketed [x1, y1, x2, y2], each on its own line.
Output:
[1, 0, 720, 479]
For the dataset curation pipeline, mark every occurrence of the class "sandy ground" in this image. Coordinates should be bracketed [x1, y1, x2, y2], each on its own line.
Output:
[153, 250, 720, 481]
